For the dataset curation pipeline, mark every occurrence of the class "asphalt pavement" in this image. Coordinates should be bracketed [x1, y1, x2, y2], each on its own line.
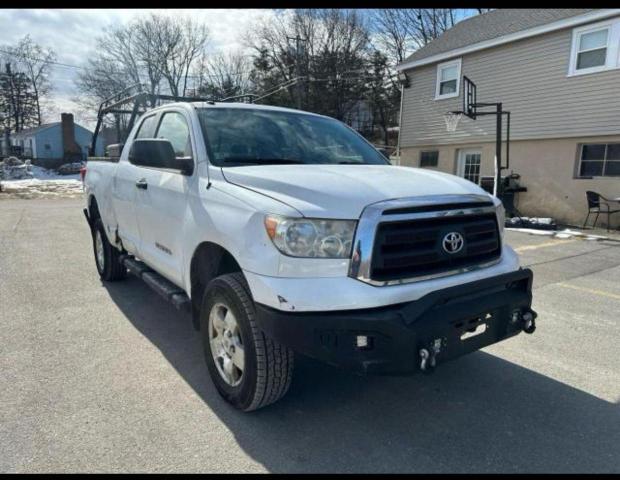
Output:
[1, 198, 618, 473]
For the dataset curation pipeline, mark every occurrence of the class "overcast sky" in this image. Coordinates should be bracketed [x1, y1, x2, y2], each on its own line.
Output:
[0, 9, 278, 127]
[0, 9, 477, 129]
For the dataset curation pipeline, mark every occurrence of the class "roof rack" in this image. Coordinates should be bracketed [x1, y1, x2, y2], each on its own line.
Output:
[89, 84, 215, 156]
[218, 94, 257, 104]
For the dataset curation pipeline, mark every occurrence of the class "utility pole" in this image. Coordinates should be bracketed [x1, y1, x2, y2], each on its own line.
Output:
[287, 34, 307, 110]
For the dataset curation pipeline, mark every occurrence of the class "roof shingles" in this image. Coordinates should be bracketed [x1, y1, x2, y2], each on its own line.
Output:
[11, 122, 60, 138]
[400, 9, 595, 65]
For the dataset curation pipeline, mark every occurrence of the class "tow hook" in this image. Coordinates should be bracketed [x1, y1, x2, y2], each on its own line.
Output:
[419, 349, 432, 373]
[512, 308, 537, 334]
[419, 338, 443, 374]
[522, 311, 536, 334]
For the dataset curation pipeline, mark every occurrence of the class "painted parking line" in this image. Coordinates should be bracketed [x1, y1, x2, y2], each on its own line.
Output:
[514, 239, 576, 253]
[557, 282, 620, 301]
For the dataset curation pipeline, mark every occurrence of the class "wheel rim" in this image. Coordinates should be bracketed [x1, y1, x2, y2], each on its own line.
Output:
[208, 302, 245, 387]
[95, 230, 105, 272]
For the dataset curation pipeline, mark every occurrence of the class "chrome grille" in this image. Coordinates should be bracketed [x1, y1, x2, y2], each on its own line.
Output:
[348, 194, 502, 286]
[370, 213, 500, 282]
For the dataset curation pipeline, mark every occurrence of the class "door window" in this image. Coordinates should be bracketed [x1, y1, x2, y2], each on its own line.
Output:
[156, 112, 192, 157]
[459, 151, 481, 184]
[135, 114, 158, 139]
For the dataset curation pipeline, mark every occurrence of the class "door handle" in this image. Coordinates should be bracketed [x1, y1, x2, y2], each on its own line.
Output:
[135, 178, 148, 190]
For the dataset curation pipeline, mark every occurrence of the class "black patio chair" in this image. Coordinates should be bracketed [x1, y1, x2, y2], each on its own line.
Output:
[583, 191, 620, 232]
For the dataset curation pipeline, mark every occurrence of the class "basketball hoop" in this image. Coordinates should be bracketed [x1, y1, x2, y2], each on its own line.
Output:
[444, 112, 463, 132]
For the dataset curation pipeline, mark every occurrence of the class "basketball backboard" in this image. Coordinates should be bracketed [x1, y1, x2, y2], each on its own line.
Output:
[462, 76, 477, 119]
[445, 76, 477, 131]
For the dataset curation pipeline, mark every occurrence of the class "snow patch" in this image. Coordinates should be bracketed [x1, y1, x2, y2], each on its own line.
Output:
[30, 165, 81, 181]
[506, 227, 608, 241]
[1, 166, 83, 199]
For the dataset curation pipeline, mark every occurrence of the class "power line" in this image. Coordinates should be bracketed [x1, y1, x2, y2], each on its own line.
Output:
[252, 76, 303, 103]
[0, 48, 255, 80]
[0, 48, 84, 70]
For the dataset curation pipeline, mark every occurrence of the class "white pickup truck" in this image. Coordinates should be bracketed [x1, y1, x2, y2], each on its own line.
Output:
[83, 102, 537, 411]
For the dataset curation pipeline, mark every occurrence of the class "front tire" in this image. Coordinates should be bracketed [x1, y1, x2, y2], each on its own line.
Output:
[200, 272, 294, 411]
[92, 218, 127, 282]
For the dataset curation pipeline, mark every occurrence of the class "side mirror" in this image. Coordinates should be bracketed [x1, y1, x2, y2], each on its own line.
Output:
[129, 139, 175, 168]
[376, 147, 390, 159]
[129, 139, 193, 175]
[105, 143, 124, 158]
[176, 156, 194, 176]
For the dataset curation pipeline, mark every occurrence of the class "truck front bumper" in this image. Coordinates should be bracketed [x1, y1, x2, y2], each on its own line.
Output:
[254, 268, 536, 375]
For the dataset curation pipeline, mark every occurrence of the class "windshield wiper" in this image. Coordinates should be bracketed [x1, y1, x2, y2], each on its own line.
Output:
[337, 161, 364, 164]
[222, 157, 306, 165]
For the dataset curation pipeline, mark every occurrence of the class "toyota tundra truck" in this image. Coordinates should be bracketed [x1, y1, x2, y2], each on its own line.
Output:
[83, 102, 537, 411]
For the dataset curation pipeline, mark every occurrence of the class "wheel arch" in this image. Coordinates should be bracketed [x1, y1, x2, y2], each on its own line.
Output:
[189, 241, 244, 330]
[88, 194, 100, 221]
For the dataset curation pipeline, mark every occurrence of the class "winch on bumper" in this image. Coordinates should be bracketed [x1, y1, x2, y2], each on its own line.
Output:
[254, 268, 537, 375]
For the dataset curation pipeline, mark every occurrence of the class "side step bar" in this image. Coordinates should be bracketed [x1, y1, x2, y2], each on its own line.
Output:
[120, 254, 191, 312]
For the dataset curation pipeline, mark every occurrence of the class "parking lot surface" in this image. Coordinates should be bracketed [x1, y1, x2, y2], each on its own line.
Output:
[1, 198, 619, 473]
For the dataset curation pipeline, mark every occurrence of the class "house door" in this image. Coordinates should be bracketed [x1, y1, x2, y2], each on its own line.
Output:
[457, 149, 482, 185]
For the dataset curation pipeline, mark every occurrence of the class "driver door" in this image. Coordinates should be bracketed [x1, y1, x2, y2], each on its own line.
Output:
[111, 113, 160, 255]
[133, 110, 195, 286]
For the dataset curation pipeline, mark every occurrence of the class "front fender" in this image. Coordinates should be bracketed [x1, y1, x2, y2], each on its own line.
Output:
[181, 180, 299, 296]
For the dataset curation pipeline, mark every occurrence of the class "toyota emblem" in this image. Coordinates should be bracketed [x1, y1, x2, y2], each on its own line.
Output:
[442, 232, 464, 254]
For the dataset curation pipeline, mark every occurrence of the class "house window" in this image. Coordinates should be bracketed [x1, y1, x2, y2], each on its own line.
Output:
[569, 20, 620, 76]
[576, 28, 608, 70]
[578, 143, 620, 177]
[435, 59, 461, 99]
[420, 150, 439, 167]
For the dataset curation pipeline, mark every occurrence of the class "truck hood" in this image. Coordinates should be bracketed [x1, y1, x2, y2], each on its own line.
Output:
[221, 164, 490, 219]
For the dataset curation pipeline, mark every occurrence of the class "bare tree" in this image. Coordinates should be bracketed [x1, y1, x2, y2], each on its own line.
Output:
[371, 9, 459, 66]
[1, 35, 56, 125]
[76, 13, 209, 114]
[76, 22, 146, 120]
[133, 15, 169, 103]
[246, 9, 371, 121]
[196, 51, 254, 100]
[0, 62, 39, 133]
[141, 15, 209, 98]
[370, 10, 416, 65]
[363, 50, 399, 145]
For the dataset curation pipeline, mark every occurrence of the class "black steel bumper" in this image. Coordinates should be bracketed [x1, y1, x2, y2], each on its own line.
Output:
[255, 268, 537, 375]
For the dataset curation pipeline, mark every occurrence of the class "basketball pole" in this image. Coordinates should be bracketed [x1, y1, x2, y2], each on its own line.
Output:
[495, 103, 502, 198]
[448, 76, 510, 200]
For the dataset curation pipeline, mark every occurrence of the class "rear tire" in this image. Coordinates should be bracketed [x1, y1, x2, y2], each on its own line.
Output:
[200, 272, 294, 411]
[92, 218, 127, 282]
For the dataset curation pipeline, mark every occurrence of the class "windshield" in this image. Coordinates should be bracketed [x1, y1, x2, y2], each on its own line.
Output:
[197, 107, 389, 167]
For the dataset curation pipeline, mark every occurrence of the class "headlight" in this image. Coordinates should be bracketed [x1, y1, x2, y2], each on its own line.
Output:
[264, 215, 356, 258]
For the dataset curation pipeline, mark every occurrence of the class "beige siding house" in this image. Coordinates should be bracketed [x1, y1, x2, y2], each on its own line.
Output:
[396, 9, 620, 228]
